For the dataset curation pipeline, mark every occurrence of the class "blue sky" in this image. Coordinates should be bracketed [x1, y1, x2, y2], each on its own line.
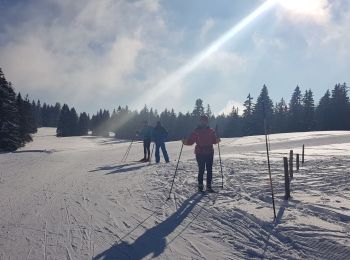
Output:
[0, 0, 349, 115]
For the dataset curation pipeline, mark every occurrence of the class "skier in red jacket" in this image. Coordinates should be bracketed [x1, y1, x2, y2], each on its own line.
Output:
[182, 115, 220, 192]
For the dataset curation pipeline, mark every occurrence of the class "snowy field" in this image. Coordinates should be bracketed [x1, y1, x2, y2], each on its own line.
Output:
[1, 128, 350, 260]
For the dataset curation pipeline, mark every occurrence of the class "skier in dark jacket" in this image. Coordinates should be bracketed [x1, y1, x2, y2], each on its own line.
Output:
[182, 115, 220, 192]
[152, 121, 170, 163]
[137, 121, 153, 162]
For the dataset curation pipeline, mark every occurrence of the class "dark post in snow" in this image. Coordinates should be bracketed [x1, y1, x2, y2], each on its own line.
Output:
[284, 157, 290, 200]
[302, 144, 305, 165]
[296, 154, 300, 171]
[289, 150, 293, 179]
[263, 103, 276, 220]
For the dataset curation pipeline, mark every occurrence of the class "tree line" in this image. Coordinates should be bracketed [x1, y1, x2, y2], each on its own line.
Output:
[56, 83, 350, 140]
[1, 67, 349, 152]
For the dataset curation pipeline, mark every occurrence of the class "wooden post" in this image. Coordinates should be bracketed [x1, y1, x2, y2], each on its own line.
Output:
[296, 154, 300, 171]
[289, 150, 293, 179]
[284, 157, 290, 200]
[302, 144, 305, 165]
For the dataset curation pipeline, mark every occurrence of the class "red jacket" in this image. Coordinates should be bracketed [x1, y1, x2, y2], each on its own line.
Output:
[185, 126, 219, 154]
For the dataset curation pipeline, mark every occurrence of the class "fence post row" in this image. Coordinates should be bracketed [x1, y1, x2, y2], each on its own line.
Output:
[282, 145, 305, 199]
[283, 157, 290, 200]
[296, 154, 300, 171]
[289, 150, 293, 179]
[302, 144, 305, 165]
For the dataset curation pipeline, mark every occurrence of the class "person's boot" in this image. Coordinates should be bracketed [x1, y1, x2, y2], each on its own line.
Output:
[206, 186, 216, 193]
[198, 184, 204, 192]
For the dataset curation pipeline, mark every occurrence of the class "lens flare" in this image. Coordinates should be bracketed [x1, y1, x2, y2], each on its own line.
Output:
[131, 0, 279, 109]
[279, 0, 328, 16]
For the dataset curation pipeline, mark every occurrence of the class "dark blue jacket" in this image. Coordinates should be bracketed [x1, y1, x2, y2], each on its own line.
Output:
[152, 126, 168, 143]
[139, 126, 153, 140]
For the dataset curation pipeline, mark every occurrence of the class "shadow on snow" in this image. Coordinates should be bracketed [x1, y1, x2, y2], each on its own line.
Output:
[89, 162, 149, 175]
[12, 149, 54, 154]
[93, 193, 204, 260]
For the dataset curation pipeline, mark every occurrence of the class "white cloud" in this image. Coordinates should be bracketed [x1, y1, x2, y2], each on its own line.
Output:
[217, 100, 244, 116]
[263, 0, 350, 59]
[319, 4, 350, 57]
[134, 0, 160, 13]
[0, 0, 168, 110]
[277, 0, 331, 24]
[199, 51, 247, 76]
[252, 33, 286, 50]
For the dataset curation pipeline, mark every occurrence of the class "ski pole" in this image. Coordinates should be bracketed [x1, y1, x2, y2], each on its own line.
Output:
[267, 124, 271, 151]
[215, 125, 224, 189]
[167, 142, 184, 200]
[121, 139, 134, 162]
[263, 104, 276, 220]
[121, 142, 130, 162]
[125, 141, 133, 161]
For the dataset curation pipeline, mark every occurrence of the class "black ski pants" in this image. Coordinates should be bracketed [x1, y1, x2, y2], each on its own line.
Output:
[196, 153, 214, 188]
[143, 138, 151, 159]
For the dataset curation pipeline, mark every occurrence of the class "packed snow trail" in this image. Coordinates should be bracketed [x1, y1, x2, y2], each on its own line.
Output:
[0, 128, 350, 259]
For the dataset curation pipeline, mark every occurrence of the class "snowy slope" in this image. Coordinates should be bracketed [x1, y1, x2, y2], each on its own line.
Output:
[0, 128, 350, 259]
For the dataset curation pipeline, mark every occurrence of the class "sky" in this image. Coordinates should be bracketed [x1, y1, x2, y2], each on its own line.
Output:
[0, 0, 349, 115]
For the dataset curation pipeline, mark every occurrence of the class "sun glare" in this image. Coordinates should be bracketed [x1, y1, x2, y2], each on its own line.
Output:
[131, 0, 279, 109]
[279, 0, 328, 16]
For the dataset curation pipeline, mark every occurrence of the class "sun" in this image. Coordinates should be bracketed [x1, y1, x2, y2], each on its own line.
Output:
[278, 0, 328, 17]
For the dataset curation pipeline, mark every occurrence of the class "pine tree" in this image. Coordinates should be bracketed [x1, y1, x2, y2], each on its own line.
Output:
[102, 109, 110, 136]
[315, 90, 331, 130]
[109, 109, 117, 133]
[174, 112, 194, 139]
[31, 100, 41, 128]
[205, 104, 212, 118]
[243, 94, 254, 118]
[113, 106, 126, 139]
[0, 69, 23, 151]
[252, 85, 274, 135]
[192, 99, 205, 118]
[140, 105, 149, 123]
[302, 89, 315, 131]
[69, 107, 79, 136]
[91, 110, 101, 136]
[90, 109, 111, 136]
[289, 86, 303, 132]
[56, 104, 71, 137]
[52, 103, 61, 127]
[223, 106, 242, 137]
[242, 94, 255, 135]
[16, 93, 33, 143]
[168, 108, 177, 139]
[329, 83, 350, 130]
[273, 98, 288, 133]
[56, 105, 79, 136]
[42, 103, 48, 126]
[35, 100, 43, 127]
[149, 108, 159, 126]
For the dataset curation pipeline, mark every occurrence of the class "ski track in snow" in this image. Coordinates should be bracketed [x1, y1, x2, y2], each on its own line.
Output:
[0, 128, 350, 259]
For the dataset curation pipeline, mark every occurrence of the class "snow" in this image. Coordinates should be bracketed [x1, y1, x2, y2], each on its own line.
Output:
[1, 128, 350, 259]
